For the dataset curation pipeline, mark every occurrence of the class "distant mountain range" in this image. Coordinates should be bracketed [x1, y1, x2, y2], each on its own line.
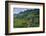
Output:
[14, 9, 39, 19]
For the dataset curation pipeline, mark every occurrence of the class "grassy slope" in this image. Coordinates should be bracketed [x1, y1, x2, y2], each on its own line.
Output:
[14, 9, 39, 28]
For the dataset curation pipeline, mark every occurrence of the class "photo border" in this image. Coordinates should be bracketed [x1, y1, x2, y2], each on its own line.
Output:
[5, 1, 45, 35]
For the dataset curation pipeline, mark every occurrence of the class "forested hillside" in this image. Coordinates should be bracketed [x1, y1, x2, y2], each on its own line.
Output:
[14, 9, 39, 28]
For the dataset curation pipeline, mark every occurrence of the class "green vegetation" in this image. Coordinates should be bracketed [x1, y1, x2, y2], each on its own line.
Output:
[14, 9, 39, 28]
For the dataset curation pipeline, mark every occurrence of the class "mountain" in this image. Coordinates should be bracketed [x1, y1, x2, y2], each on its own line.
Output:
[14, 9, 39, 28]
[14, 9, 39, 19]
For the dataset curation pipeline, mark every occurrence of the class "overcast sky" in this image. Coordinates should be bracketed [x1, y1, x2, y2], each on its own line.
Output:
[13, 8, 30, 14]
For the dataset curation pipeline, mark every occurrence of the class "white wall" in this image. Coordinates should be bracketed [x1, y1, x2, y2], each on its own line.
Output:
[0, 0, 46, 36]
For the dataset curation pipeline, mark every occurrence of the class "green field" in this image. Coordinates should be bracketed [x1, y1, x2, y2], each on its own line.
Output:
[13, 9, 39, 28]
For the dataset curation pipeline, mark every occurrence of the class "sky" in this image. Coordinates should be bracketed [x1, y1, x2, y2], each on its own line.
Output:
[13, 8, 30, 14]
[13, 8, 39, 14]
